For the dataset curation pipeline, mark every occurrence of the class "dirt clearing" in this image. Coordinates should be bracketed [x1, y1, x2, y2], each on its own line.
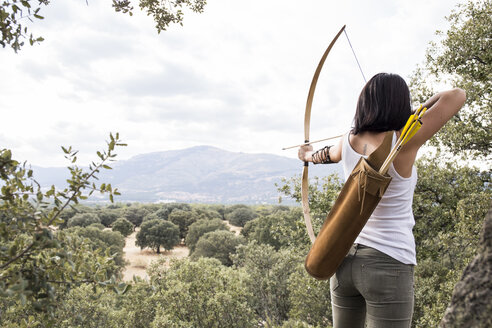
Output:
[121, 221, 241, 281]
[122, 229, 189, 281]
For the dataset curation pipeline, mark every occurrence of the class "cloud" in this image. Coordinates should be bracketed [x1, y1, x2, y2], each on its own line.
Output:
[117, 64, 209, 97]
[0, 0, 465, 166]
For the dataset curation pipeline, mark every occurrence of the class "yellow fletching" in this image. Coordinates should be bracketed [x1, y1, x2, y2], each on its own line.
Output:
[402, 120, 422, 145]
[400, 115, 416, 141]
[403, 124, 421, 145]
[379, 106, 426, 175]
[418, 107, 428, 118]
[400, 105, 425, 143]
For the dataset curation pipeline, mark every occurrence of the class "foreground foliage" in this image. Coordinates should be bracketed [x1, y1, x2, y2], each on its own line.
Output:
[0, 133, 126, 312]
[411, 0, 491, 160]
[0, 0, 207, 52]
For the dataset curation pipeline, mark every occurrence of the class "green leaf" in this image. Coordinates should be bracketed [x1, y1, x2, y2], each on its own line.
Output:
[108, 140, 115, 151]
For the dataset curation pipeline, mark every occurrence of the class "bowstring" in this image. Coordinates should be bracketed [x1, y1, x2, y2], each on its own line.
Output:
[343, 28, 367, 83]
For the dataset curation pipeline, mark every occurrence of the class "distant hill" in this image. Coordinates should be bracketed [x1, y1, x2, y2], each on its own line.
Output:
[32, 146, 343, 204]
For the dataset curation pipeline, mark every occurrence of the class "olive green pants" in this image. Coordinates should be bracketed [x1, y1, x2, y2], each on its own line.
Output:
[330, 244, 414, 328]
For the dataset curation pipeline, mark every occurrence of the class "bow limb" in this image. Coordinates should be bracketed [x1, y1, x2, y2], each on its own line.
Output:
[302, 25, 346, 244]
[302, 165, 316, 243]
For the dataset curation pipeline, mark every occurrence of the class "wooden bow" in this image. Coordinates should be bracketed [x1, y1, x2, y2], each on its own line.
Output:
[301, 25, 346, 243]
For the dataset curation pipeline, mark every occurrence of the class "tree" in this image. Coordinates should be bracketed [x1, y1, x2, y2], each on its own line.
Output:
[274, 320, 317, 328]
[191, 230, 245, 266]
[411, 157, 490, 327]
[143, 212, 161, 223]
[185, 218, 229, 254]
[191, 205, 222, 221]
[136, 219, 180, 253]
[410, 0, 491, 160]
[57, 207, 81, 229]
[65, 225, 127, 268]
[242, 208, 311, 251]
[97, 208, 121, 227]
[225, 204, 250, 216]
[1, 0, 207, 52]
[276, 156, 490, 327]
[406, 2, 492, 325]
[0, 133, 126, 310]
[147, 257, 257, 328]
[67, 212, 101, 228]
[168, 209, 199, 240]
[123, 206, 150, 229]
[226, 206, 257, 227]
[112, 217, 134, 237]
[205, 204, 226, 220]
[254, 205, 291, 218]
[232, 242, 302, 325]
[412, 155, 490, 261]
[88, 222, 106, 230]
[52, 284, 121, 328]
[113, 281, 157, 328]
[439, 207, 492, 328]
[287, 265, 333, 327]
[2, 278, 159, 327]
[153, 203, 192, 221]
[277, 173, 343, 243]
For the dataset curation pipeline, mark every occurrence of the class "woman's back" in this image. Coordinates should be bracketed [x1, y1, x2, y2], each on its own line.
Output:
[342, 132, 418, 265]
[348, 131, 412, 178]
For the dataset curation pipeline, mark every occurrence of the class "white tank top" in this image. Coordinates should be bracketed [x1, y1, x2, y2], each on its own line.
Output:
[341, 132, 417, 265]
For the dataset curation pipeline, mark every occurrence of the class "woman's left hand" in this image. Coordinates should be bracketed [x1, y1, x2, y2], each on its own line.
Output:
[298, 144, 314, 162]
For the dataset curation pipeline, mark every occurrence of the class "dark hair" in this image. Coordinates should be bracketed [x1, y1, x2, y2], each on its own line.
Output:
[352, 73, 411, 135]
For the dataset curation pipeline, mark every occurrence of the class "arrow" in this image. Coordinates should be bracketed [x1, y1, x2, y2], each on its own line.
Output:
[282, 134, 344, 150]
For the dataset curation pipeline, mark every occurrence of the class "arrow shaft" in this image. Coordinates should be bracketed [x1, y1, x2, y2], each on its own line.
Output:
[282, 134, 344, 150]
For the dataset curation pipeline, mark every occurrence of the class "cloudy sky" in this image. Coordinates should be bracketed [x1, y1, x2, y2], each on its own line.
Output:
[0, 0, 461, 167]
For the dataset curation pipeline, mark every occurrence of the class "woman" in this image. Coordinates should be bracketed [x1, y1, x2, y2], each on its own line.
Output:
[298, 73, 466, 328]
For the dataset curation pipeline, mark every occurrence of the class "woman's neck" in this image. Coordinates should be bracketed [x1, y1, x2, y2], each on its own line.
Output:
[349, 131, 391, 156]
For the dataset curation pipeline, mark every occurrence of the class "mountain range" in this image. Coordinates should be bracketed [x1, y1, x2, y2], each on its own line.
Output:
[32, 146, 343, 204]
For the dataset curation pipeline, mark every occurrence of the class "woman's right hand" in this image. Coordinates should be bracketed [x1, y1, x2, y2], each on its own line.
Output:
[298, 144, 314, 162]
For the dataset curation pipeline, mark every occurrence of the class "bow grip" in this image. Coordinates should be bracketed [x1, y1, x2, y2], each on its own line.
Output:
[304, 139, 310, 166]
